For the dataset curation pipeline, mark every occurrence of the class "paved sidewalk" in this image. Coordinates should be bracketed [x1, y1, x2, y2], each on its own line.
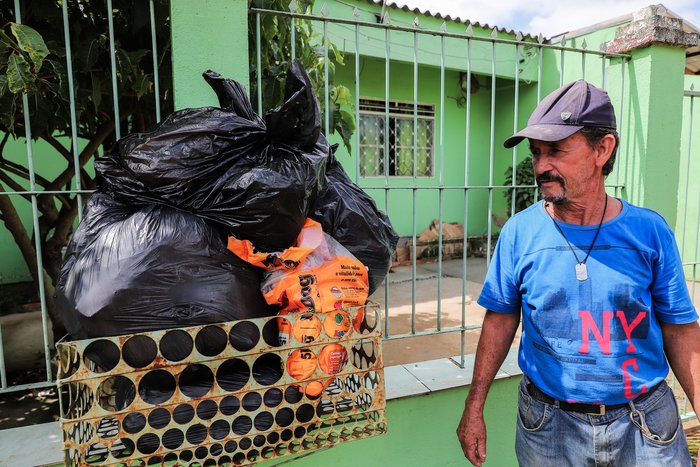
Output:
[0, 421, 62, 466]
[372, 257, 520, 366]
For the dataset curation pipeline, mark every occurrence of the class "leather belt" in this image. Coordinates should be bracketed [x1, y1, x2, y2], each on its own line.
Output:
[525, 381, 663, 416]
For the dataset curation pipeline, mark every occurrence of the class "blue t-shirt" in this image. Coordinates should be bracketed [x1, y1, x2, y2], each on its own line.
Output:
[478, 199, 698, 404]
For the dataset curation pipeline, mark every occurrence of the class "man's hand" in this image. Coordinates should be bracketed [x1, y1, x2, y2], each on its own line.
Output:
[456, 404, 487, 466]
[659, 321, 700, 467]
[455, 310, 520, 465]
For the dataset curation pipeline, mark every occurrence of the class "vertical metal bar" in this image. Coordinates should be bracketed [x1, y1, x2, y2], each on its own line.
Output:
[535, 41, 543, 204]
[354, 12, 361, 183]
[149, 0, 161, 123]
[411, 29, 418, 335]
[385, 188, 391, 338]
[537, 42, 543, 103]
[680, 95, 694, 259]
[581, 50, 586, 80]
[694, 262, 699, 307]
[0, 323, 5, 388]
[616, 58, 626, 198]
[559, 40, 565, 87]
[291, 15, 296, 61]
[511, 39, 520, 217]
[256, 13, 262, 114]
[62, 0, 84, 220]
[437, 29, 446, 332]
[107, 0, 121, 139]
[460, 33, 473, 367]
[323, 19, 330, 136]
[601, 55, 608, 90]
[384, 27, 391, 338]
[384, 27, 391, 181]
[486, 34, 496, 267]
[14, 0, 53, 382]
[692, 175, 700, 303]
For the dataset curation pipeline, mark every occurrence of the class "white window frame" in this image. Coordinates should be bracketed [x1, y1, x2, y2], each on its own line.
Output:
[358, 98, 436, 178]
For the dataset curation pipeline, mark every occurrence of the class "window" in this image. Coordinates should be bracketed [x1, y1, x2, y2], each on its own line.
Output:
[358, 98, 435, 177]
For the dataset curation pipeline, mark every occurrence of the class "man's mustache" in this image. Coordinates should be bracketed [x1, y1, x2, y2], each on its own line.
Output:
[536, 173, 565, 187]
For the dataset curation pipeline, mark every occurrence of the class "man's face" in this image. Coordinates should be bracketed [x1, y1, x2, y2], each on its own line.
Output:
[529, 132, 599, 205]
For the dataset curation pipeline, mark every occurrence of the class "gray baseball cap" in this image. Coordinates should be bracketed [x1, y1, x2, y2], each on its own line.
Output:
[503, 80, 616, 148]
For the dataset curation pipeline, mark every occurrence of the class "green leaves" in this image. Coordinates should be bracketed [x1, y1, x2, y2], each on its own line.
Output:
[10, 23, 49, 72]
[249, 0, 356, 155]
[0, 0, 172, 143]
[0, 24, 50, 96]
[332, 84, 351, 105]
[0, 30, 13, 55]
[91, 72, 102, 111]
[7, 54, 33, 93]
[504, 158, 536, 216]
[132, 73, 151, 98]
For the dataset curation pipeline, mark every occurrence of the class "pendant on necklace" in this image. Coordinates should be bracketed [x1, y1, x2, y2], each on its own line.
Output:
[575, 263, 588, 281]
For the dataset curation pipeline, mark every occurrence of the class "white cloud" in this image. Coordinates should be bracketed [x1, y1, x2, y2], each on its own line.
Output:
[395, 0, 700, 37]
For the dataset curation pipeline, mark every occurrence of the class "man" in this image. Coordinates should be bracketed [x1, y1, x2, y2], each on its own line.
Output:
[456, 80, 700, 466]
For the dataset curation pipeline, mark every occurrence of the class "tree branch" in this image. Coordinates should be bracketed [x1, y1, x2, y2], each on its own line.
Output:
[0, 183, 39, 285]
[0, 183, 66, 336]
[48, 119, 115, 191]
[81, 168, 97, 190]
[43, 200, 79, 281]
[0, 157, 53, 188]
[0, 172, 32, 202]
[37, 197, 60, 239]
[42, 135, 73, 163]
[0, 132, 9, 156]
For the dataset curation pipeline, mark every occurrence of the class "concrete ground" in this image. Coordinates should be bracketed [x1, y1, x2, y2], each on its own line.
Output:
[372, 257, 522, 366]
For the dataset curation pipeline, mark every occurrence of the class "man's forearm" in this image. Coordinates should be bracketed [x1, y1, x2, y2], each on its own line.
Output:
[466, 310, 521, 411]
[661, 321, 700, 413]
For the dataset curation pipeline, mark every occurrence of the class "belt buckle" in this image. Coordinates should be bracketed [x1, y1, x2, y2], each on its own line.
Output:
[589, 405, 606, 416]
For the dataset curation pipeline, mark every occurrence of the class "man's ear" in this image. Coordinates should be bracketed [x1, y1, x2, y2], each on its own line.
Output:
[595, 133, 616, 169]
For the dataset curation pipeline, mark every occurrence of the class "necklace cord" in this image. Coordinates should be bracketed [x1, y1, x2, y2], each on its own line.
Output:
[548, 195, 608, 265]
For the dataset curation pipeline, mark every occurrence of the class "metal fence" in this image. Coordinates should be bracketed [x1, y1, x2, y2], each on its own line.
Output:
[0, 0, 169, 394]
[676, 85, 700, 420]
[250, 5, 631, 359]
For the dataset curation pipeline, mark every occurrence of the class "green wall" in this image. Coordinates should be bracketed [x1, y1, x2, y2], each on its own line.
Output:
[170, 0, 249, 110]
[330, 55, 510, 236]
[317, 0, 545, 237]
[258, 376, 520, 467]
[316, 0, 538, 82]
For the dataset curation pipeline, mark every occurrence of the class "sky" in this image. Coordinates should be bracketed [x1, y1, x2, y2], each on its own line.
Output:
[394, 0, 700, 38]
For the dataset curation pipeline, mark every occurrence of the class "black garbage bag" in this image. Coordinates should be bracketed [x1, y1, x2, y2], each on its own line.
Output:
[95, 60, 328, 251]
[310, 151, 399, 294]
[55, 193, 276, 341]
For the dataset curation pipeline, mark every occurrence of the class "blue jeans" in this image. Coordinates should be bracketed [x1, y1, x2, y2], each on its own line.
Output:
[515, 377, 691, 466]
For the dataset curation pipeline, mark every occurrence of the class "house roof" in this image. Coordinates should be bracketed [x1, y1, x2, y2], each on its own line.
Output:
[361, 1, 699, 74]
[548, 4, 700, 75]
[363, 0, 540, 41]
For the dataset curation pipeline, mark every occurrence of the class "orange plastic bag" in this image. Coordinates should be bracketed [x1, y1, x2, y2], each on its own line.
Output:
[229, 219, 369, 396]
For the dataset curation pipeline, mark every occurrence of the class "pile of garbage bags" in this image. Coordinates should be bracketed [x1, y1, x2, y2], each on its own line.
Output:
[229, 218, 370, 396]
[55, 62, 396, 447]
[56, 59, 397, 368]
